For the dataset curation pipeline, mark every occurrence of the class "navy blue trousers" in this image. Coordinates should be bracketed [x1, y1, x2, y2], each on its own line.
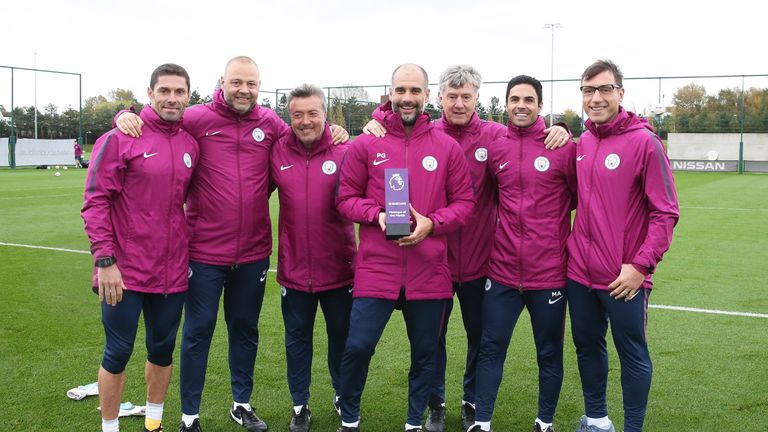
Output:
[281, 285, 353, 406]
[101, 290, 186, 373]
[339, 296, 450, 425]
[431, 277, 485, 405]
[179, 259, 269, 415]
[567, 279, 652, 432]
[475, 280, 567, 423]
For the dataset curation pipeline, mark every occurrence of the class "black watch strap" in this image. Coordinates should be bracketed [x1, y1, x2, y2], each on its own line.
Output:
[95, 256, 117, 268]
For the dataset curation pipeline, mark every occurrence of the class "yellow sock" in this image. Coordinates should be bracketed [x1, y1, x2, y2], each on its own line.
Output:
[144, 418, 162, 431]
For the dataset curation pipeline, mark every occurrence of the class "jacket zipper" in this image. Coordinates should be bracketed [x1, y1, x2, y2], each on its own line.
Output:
[516, 135, 524, 293]
[306, 152, 313, 291]
[165, 133, 175, 296]
[235, 119, 243, 264]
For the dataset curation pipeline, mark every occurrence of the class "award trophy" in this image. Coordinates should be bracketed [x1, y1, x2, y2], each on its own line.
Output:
[385, 168, 410, 240]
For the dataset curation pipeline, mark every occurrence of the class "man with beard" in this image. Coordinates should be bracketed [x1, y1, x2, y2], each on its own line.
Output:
[334, 64, 475, 432]
[468, 75, 577, 432]
[363, 65, 569, 432]
[82, 63, 198, 432]
[116, 57, 347, 432]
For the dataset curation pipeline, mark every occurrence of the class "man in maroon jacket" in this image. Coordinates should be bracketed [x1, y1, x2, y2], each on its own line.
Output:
[335, 64, 475, 432]
[270, 84, 356, 432]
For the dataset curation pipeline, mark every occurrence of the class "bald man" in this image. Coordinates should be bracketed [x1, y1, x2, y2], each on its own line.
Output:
[335, 64, 475, 432]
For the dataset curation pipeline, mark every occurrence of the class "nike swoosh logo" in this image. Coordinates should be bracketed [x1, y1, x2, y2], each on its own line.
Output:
[548, 296, 564, 305]
[373, 159, 389, 166]
[205, 130, 222, 136]
[499, 161, 510, 170]
[143, 152, 159, 159]
[280, 165, 294, 171]
[577, 155, 586, 161]
[260, 275, 267, 282]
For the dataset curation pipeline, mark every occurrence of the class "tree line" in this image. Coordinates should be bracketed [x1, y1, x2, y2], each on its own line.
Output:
[2, 83, 766, 142]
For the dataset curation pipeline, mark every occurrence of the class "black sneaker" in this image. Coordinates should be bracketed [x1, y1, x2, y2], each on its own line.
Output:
[230, 406, 268, 432]
[533, 422, 555, 432]
[179, 419, 202, 432]
[405, 429, 423, 432]
[289, 406, 311, 432]
[425, 404, 446, 432]
[335, 427, 359, 432]
[461, 403, 476, 431]
[143, 426, 164, 432]
[333, 395, 341, 416]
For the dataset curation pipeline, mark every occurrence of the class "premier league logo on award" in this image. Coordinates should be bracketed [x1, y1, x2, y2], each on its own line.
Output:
[385, 168, 410, 240]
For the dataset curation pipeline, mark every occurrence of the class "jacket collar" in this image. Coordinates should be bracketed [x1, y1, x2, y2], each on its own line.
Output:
[211, 87, 262, 120]
[506, 115, 546, 138]
[286, 123, 333, 156]
[438, 111, 481, 137]
[372, 101, 432, 139]
[140, 105, 182, 134]
[584, 107, 651, 138]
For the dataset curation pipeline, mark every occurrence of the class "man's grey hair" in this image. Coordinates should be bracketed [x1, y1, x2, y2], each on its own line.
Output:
[439, 65, 482, 94]
[287, 83, 326, 112]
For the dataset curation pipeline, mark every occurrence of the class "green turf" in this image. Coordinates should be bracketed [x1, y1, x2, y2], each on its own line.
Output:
[0, 169, 766, 431]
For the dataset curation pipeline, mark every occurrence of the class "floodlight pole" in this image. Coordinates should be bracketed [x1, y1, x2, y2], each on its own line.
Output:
[544, 23, 561, 127]
[34, 51, 38, 139]
[739, 75, 745, 174]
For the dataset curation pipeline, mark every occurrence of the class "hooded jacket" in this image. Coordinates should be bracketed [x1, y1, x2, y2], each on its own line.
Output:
[336, 102, 475, 301]
[486, 116, 577, 290]
[567, 107, 679, 290]
[435, 113, 506, 283]
[182, 88, 289, 265]
[270, 123, 356, 292]
[82, 106, 198, 294]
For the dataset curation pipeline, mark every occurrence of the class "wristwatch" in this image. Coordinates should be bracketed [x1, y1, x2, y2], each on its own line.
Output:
[95, 256, 117, 268]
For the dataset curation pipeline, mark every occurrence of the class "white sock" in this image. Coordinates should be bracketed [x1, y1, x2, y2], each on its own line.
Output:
[102, 417, 119, 432]
[405, 423, 422, 430]
[234, 402, 252, 411]
[474, 420, 492, 431]
[342, 420, 360, 428]
[181, 414, 199, 427]
[146, 402, 164, 421]
[293, 405, 305, 414]
[587, 416, 612, 429]
[535, 418, 553, 430]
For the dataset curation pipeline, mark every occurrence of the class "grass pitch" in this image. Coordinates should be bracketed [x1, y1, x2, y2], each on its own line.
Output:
[0, 168, 766, 431]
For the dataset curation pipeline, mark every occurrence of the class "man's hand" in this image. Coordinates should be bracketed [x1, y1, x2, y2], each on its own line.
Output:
[543, 124, 569, 149]
[397, 205, 433, 246]
[378, 212, 386, 231]
[608, 264, 645, 302]
[116, 112, 144, 138]
[362, 119, 387, 138]
[98, 264, 126, 306]
[330, 124, 350, 144]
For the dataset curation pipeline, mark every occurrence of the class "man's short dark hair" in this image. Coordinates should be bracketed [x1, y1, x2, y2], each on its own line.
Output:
[506, 75, 543, 106]
[150, 63, 190, 91]
[581, 59, 623, 87]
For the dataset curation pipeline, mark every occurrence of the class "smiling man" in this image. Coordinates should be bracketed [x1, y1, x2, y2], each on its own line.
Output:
[82, 63, 198, 432]
[567, 59, 679, 432]
[269, 84, 356, 432]
[468, 75, 576, 432]
[335, 63, 475, 432]
[362, 66, 570, 432]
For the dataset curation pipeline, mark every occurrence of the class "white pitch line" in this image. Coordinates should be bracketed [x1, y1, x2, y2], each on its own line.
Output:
[649, 304, 768, 318]
[680, 206, 768, 212]
[0, 242, 765, 314]
[0, 241, 91, 255]
[0, 241, 278, 271]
